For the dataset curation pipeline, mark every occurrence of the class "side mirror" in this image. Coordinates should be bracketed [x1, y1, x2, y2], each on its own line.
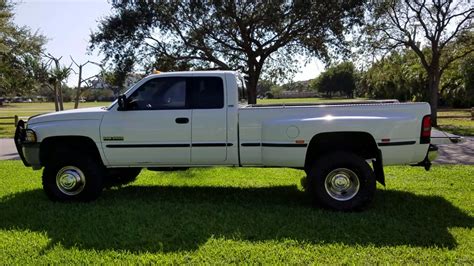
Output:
[117, 94, 127, 111]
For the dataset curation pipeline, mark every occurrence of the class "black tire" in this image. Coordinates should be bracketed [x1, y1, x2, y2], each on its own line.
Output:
[42, 155, 105, 202]
[104, 168, 141, 188]
[307, 151, 376, 211]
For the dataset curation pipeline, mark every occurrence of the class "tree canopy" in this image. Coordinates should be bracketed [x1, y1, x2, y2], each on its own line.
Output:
[358, 50, 427, 101]
[311, 62, 356, 98]
[360, 0, 474, 125]
[0, 0, 45, 96]
[358, 47, 474, 107]
[90, 0, 364, 103]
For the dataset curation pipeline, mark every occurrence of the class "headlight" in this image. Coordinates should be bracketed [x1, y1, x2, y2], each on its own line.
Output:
[24, 129, 37, 143]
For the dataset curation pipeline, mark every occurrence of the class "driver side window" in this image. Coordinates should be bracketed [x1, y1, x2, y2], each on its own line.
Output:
[127, 77, 187, 110]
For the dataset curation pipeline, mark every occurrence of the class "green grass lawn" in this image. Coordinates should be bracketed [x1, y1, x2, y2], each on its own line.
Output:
[0, 161, 473, 263]
[0, 100, 472, 137]
[0, 102, 111, 138]
[437, 109, 474, 136]
[438, 119, 474, 136]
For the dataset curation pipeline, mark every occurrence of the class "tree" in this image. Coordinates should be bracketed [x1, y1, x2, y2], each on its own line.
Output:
[270, 85, 283, 98]
[70, 57, 102, 109]
[0, 0, 45, 96]
[256, 79, 277, 96]
[281, 80, 312, 92]
[439, 52, 474, 107]
[102, 57, 135, 97]
[361, 0, 474, 126]
[461, 54, 474, 102]
[358, 49, 428, 101]
[311, 62, 356, 98]
[359, 45, 474, 107]
[42, 54, 72, 111]
[90, 1, 364, 104]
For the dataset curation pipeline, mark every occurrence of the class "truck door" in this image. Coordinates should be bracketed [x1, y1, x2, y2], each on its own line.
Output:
[190, 75, 228, 164]
[100, 76, 191, 166]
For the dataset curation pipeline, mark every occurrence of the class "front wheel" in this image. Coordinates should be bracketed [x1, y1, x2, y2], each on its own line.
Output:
[307, 151, 376, 211]
[42, 155, 105, 202]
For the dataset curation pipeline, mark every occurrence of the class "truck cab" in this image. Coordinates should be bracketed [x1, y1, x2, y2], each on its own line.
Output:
[101, 71, 242, 166]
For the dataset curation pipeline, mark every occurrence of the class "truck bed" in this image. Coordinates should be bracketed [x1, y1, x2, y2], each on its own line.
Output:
[245, 99, 399, 108]
[238, 101, 431, 167]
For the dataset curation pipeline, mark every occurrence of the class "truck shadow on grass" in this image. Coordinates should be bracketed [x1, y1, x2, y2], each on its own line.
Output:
[0, 185, 472, 253]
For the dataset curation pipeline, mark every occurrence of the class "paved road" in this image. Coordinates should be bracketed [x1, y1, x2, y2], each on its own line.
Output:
[1, 137, 473, 164]
[433, 137, 474, 165]
[0, 138, 19, 160]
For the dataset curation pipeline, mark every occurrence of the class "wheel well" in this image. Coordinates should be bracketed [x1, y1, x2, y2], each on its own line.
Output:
[39, 136, 103, 166]
[304, 132, 379, 172]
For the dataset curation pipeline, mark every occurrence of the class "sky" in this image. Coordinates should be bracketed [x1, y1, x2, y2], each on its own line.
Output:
[13, 0, 323, 87]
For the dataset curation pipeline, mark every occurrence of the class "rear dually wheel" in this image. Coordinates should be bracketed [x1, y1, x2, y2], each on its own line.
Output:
[307, 151, 376, 211]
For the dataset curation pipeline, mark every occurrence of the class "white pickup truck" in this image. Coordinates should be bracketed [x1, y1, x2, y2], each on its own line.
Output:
[15, 71, 444, 211]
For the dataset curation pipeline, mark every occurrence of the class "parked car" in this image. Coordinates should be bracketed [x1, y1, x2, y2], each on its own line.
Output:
[14, 71, 457, 211]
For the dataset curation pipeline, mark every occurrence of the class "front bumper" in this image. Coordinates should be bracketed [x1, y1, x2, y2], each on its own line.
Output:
[14, 120, 41, 169]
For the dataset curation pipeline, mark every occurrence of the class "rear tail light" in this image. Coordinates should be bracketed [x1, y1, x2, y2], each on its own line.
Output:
[420, 115, 431, 144]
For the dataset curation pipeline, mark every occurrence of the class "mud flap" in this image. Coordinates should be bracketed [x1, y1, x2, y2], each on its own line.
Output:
[412, 144, 438, 171]
[373, 149, 385, 186]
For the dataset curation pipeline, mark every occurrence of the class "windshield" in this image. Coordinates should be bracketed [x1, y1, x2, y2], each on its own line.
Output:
[108, 99, 118, 109]
[107, 83, 138, 110]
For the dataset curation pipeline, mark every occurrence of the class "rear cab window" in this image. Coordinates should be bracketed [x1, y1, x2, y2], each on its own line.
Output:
[191, 77, 224, 109]
[237, 74, 247, 104]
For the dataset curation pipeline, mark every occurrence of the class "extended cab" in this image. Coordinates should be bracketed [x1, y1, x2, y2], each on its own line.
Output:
[15, 71, 441, 211]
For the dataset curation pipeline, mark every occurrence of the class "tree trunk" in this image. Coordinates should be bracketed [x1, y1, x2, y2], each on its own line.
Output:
[74, 86, 81, 109]
[53, 83, 59, 111]
[428, 70, 440, 127]
[52, 59, 64, 111]
[247, 79, 257, 104]
[245, 59, 264, 105]
[246, 71, 258, 105]
[58, 82, 64, 111]
[74, 65, 83, 109]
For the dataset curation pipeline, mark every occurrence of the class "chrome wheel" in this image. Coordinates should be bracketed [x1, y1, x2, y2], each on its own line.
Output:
[324, 168, 360, 201]
[56, 166, 86, 196]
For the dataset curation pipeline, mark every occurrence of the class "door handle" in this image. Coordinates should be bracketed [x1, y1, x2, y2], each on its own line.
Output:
[175, 117, 189, 124]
